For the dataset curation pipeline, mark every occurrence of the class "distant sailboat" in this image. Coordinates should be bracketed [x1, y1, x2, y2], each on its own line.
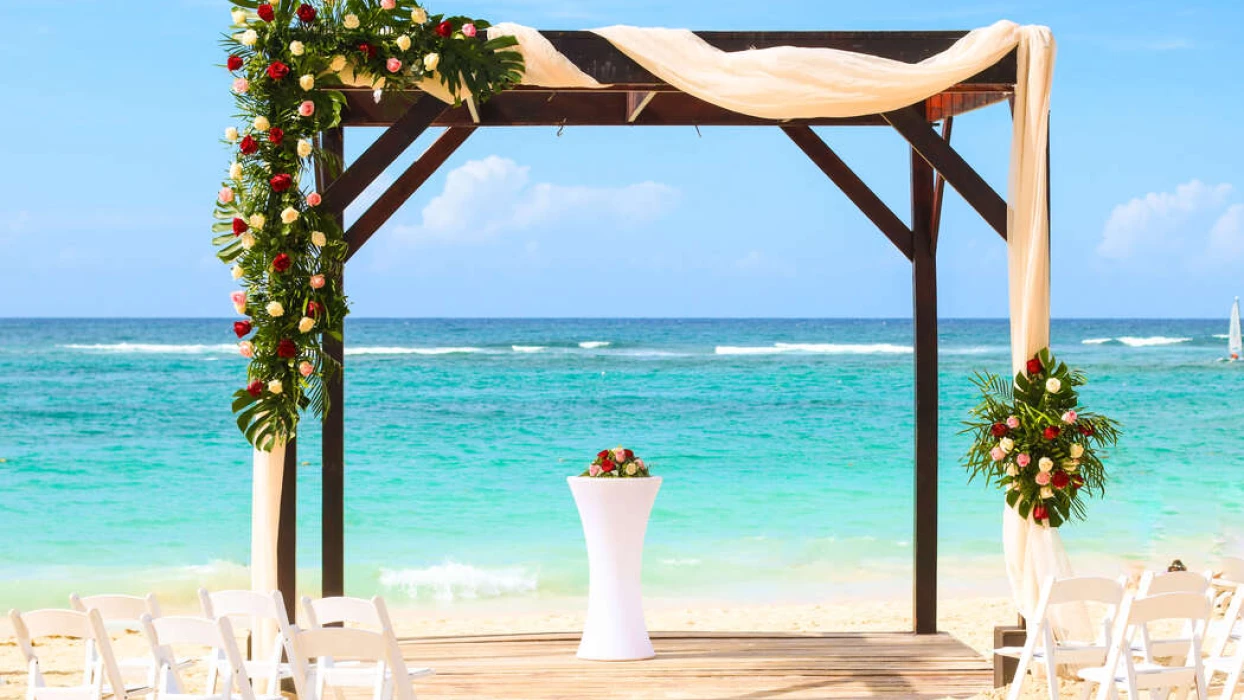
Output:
[1231, 297, 1242, 361]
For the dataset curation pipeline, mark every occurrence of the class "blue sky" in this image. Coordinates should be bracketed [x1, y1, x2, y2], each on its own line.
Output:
[0, 0, 1240, 318]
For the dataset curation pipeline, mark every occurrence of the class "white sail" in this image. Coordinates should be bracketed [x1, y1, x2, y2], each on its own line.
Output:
[1231, 297, 1242, 359]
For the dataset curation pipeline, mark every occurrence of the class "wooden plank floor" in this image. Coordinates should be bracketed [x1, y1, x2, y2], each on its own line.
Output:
[398, 631, 992, 699]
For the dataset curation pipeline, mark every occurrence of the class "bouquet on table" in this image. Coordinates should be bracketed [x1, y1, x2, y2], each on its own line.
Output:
[962, 349, 1120, 527]
[582, 447, 651, 478]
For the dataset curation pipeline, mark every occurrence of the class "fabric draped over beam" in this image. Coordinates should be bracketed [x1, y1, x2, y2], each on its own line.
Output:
[252, 443, 283, 656]
[273, 19, 1062, 626]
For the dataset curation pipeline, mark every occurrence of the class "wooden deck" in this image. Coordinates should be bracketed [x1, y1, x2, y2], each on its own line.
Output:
[398, 631, 992, 699]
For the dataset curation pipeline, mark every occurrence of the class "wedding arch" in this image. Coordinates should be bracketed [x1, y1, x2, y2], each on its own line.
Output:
[226, 11, 1057, 640]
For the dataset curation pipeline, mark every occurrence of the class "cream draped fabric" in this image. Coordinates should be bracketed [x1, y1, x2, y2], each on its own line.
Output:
[252, 443, 284, 657]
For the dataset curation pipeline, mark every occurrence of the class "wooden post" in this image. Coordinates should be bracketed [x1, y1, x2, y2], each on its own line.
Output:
[911, 145, 939, 635]
[277, 438, 297, 621]
[319, 127, 346, 599]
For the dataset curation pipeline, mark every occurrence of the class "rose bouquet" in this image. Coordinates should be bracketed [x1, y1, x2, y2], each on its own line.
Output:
[582, 447, 651, 478]
[962, 349, 1120, 527]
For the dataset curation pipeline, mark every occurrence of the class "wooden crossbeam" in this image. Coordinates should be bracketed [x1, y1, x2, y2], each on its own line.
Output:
[883, 105, 1007, 240]
[626, 91, 656, 123]
[321, 96, 446, 214]
[782, 125, 914, 261]
[930, 116, 953, 249]
[345, 127, 475, 259]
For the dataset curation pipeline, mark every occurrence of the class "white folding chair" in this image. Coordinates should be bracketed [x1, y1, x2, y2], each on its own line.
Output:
[1079, 591, 1211, 700]
[1132, 570, 1212, 660]
[301, 596, 433, 689]
[288, 627, 419, 700]
[139, 614, 272, 700]
[996, 576, 1126, 700]
[71, 593, 170, 690]
[1204, 580, 1244, 700]
[10, 607, 132, 700]
[198, 589, 295, 697]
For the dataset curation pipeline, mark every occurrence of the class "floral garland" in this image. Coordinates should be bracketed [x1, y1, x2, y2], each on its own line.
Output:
[215, 0, 522, 449]
[962, 349, 1121, 527]
[581, 447, 651, 478]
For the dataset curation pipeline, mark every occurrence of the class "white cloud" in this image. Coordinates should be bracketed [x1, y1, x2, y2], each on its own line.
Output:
[394, 156, 678, 244]
[1098, 180, 1233, 259]
[1208, 204, 1244, 260]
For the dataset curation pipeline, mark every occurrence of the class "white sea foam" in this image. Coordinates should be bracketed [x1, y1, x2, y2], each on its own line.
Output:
[1214, 334, 1230, 339]
[715, 342, 912, 356]
[1116, 336, 1192, 347]
[578, 341, 611, 349]
[660, 558, 702, 567]
[60, 343, 236, 354]
[378, 562, 537, 602]
[1081, 338, 1112, 345]
[511, 345, 546, 353]
[344, 346, 483, 356]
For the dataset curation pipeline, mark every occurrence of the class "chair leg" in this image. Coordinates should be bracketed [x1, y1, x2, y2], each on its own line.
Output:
[1045, 654, 1060, 700]
[1077, 679, 1094, 700]
[1009, 653, 1033, 700]
[1224, 667, 1243, 700]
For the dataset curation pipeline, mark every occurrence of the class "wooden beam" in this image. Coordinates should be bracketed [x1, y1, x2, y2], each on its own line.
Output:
[930, 116, 953, 249]
[626, 91, 656, 123]
[317, 127, 346, 600]
[321, 96, 446, 213]
[277, 437, 297, 622]
[911, 148, 938, 635]
[345, 127, 475, 260]
[884, 105, 1007, 240]
[782, 125, 914, 260]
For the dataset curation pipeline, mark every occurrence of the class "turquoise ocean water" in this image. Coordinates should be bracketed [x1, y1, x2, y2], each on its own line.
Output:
[1, 318, 1241, 611]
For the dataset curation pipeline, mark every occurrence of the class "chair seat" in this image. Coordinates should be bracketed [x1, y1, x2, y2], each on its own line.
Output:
[210, 657, 293, 680]
[995, 642, 1108, 666]
[1129, 638, 1192, 658]
[1079, 661, 1199, 689]
[157, 694, 283, 700]
[1205, 655, 1244, 674]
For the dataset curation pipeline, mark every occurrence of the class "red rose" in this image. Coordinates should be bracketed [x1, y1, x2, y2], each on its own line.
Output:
[267, 61, 290, 81]
[257, 3, 275, 22]
[1051, 471, 1070, 489]
[247, 380, 264, 397]
[307, 301, 321, 318]
[232, 217, 249, 235]
[1026, 357, 1043, 375]
[277, 339, 298, 359]
[358, 42, 376, 59]
[1071, 475, 1085, 490]
[272, 253, 292, 272]
[437, 20, 453, 37]
[270, 173, 293, 192]
[600, 459, 615, 473]
[1043, 425, 1060, 440]
[990, 423, 1008, 438]
[268, 127, 284, 145]
[227, 55, 244, 71]
[239, 135, 259, 155]
[623, 449, 634, 461]
[1079, 424, 1095, 436]
[1032, 504, 1048, 521]
[296, 3, 316, 23]
[597, 450, 609, 460]
[234, 320, 252, 338]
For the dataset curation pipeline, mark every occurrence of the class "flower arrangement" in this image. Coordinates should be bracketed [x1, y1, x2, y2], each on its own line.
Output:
[962, 349, 1120, 527]
[216, 0, 523, 449]
[582, 447, 651, 478]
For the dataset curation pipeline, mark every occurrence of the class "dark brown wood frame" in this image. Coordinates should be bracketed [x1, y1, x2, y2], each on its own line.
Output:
[274, 29, 1038, 636]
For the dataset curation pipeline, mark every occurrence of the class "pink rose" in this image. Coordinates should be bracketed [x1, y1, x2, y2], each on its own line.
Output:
[298, 100, 315, 117]
[1016, 453, 1031, 468]
[1062, 410, 1078, 424]
[230, 290, 247, 306]
[306, 192, 322, 207]
[1035, 471, 1051, 486]
[990, 446, 1005, 462]
[462, 23, 477, 38]
[588, 464, 602, 477]
[232, 77, 249, 94]
[299, 361, 314, 377]
[1006, 416, 1020, 429]
[386, 57, 402, 73]
[309, 274, 326, 289]
[218, 186, 235, 204]
[239, 341, 255, 359]
[380, 0, 396, 8]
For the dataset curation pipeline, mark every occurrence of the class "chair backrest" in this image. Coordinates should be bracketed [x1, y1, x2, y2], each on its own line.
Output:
[1047, 576, 1126, 606]
[1222, 557, 1244, 584]
[10, 608, 129, 700]
[199, 589, 287, 626]
[1138, 570, 1209, 596]
[71, 594, 162, 628]
[301, 595, 394, 632]
[141, 614, 257, 700]
[288, 627, 414, 700]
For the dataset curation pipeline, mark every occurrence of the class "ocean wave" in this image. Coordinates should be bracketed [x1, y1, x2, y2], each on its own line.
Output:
[1214, 334, 1231, 340]
[511, 345, 546, 353]
[1082, 338, 1112, 345]
[378, 561, 537, 602]
[60, 343, 236, 354]
[715, 342, 912, 356]
[659, 558, 702, 567]
[578, 341, 611, 349]
[344, 346, 484, 356]
[1116, 336, 1193, 347]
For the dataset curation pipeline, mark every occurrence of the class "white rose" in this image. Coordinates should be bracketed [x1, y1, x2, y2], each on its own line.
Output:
[423, 52, 440, 71]
[311, 230, 327, 247]
[225, 126, 240, 142]
[625, 463, 637, 476]
[298, 316, 315, 333]
[343, 13, 360, 29]
[1038, 457, 1053, 473]
[999, 437, 1014, 453]
[240, 232, 256, 250]
[268, 380, 284, 395]
[1040, 487, 1054, 499]
[1070, 443, 1084, 459]
[1006, 464, 1019, 477]
[228, 162, 243, 180]
[249, 213, 265, 230]
[281, 207, 300, 224]
[1045, 377, 1061, 393]
[266, 301, 285, 317]
[330, 55, 347, 72]
[396, 34, 412, 51]
[240, 29, 259, 46]
[297, 139, 313, 158]
[411, 7, 427, 23]
[231, 9, 248, 25]
[290, 40, 305, 57]
[299, 74, 315, 91]
[253, 116, 270, 132]
[231, 265, 244, 280]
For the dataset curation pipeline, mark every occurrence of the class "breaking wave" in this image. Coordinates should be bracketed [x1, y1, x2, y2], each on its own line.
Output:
[378, 562, 538, 602]
[715, 342, 912, 356]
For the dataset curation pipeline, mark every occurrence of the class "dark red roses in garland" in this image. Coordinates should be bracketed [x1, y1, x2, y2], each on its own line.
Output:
[268, 127, 284, 145]
[239, 135, 259, 155]
[277, 339, 298, 359]
[234, 321, 252, 338]
[272, 253, 292, 272]
[257, 3, 275, 22]
[269, 173, 293, 192]
[247, 379, 264, 398]
[232, 217, 248, 235]
[296, 3, 316, 23]
[437, 20, 453, 37]
[227, 55, 244, 71]
[267, 61, 290, 81]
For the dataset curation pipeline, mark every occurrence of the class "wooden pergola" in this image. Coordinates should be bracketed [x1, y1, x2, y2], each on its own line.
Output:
[274, 29, 1028, 639]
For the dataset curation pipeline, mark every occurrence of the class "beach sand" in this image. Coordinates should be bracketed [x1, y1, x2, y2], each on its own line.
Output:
[0, 594, 1098, 699]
